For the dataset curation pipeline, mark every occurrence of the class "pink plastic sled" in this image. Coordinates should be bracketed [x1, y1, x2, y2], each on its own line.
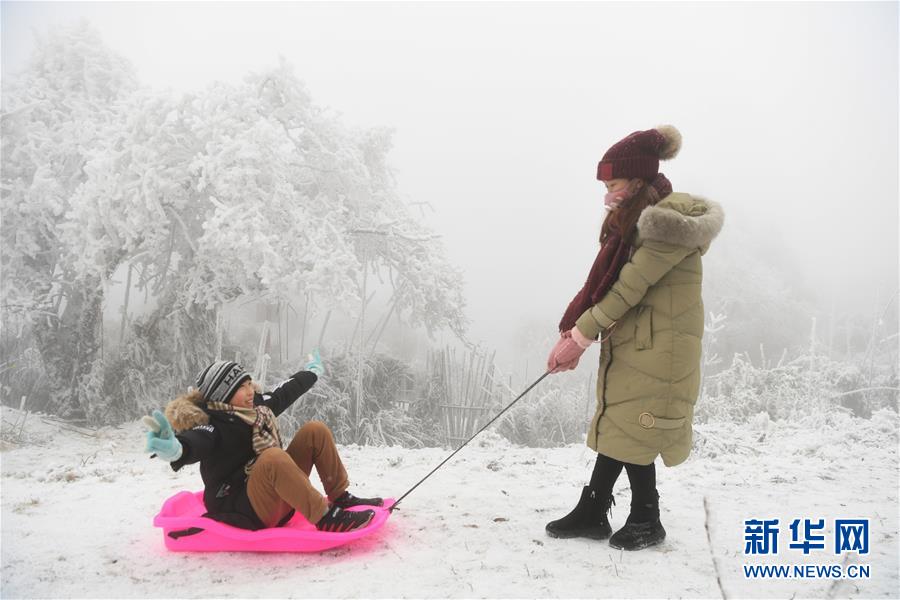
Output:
[153, 491, 395, 552]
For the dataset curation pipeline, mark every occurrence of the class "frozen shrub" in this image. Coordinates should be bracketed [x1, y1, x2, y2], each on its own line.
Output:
[0, 331, 50, 413]
[697, 351, 898, 424]
[279, 377, 354, 443]
[496, 381, 590, 447]
[274, 350, 442, 447]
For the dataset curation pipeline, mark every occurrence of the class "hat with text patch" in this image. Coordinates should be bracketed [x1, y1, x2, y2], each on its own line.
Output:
[597, 125, 682, 181]
[195, 361, 251, 404]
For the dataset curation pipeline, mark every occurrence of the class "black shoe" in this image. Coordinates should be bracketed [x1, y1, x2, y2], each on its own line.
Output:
[316, 505, 375, 532]
[333, 491, 384, 508]
[609, 518, 666, 550]
[545, 486, 615, 540]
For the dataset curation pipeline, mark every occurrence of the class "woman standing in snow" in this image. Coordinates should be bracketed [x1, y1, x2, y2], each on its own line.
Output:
[144, 352, 383, 532]
[545, 125, 724, 550]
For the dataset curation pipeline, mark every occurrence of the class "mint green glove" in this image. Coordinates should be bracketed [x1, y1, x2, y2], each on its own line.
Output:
[305, 348, 324, 377]
[142, 409, 183, 462]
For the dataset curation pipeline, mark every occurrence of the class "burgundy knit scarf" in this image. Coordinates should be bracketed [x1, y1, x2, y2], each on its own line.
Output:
[558, 174, 672, 333]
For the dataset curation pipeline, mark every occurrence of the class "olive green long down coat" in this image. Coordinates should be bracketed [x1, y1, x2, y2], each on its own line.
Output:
[574, 192, 725, 467]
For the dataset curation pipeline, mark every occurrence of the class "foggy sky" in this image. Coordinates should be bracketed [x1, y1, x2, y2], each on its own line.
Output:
[3, 1, 898, 362]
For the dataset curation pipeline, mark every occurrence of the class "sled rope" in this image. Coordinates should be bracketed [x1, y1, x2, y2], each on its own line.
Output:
[390, 371, 550, 512]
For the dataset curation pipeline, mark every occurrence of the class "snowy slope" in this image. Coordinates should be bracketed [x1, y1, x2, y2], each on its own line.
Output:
[1, 406, 897, 599]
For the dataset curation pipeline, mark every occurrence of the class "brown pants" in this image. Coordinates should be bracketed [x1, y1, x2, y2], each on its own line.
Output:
[246, 420, 349, 527]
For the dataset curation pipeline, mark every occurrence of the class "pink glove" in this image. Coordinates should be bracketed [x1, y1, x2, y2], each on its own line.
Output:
[547, 329, 591, 374]
[547, 334, 574, 373]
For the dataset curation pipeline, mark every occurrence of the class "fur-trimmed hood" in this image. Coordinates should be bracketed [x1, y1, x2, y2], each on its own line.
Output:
[165, 390, 210, 433]
[637, 193, 724, 252]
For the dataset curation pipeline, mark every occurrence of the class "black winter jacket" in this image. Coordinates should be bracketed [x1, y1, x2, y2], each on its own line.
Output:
[166, 371, 318, 529]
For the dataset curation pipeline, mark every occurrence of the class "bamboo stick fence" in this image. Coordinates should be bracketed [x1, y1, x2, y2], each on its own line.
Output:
[430, 346, 499, 448]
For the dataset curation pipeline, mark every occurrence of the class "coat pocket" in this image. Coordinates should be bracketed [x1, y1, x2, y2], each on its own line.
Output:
[635, 305, 653, 350]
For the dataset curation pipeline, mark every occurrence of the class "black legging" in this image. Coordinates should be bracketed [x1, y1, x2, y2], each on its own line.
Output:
[589, 452, 659, 520]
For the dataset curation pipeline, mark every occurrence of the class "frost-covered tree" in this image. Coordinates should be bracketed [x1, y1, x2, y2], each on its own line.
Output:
[88, 60, 465, 387]
[3, 26, 467, 421]
[241, 61, 467, 339]
[1, 22, 138, 415]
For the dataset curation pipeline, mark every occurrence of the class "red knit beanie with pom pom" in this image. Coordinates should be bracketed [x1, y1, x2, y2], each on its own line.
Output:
[597, 125, 682, 181]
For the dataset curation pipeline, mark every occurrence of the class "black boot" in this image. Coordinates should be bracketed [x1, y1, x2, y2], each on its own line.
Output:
[545, 486, 615, 540]
[609, 518, 666, 550]
[609, 497, 665, 550]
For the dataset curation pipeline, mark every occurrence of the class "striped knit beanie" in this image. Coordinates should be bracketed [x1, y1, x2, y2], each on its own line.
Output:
[195, 361, 251, 404]
[597, 125, 682, 181]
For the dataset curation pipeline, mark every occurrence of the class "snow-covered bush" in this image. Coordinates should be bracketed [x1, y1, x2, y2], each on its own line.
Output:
[697, 350, 898, 425]
[274, 351, 443, 447]
[496, 381, 590, 448]
[828, 359, 899, 418]
[0, 324, 48, 412]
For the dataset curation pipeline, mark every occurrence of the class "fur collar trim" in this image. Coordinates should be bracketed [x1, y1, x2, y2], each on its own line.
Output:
[165, 390, 209, 432]
[637, 193, 725, 249]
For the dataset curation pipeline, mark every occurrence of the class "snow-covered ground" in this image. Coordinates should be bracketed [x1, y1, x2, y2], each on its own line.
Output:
[2, 406, 898, 599]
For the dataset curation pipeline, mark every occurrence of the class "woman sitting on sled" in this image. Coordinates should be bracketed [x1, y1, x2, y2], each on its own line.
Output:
[144, 352, 383, 533]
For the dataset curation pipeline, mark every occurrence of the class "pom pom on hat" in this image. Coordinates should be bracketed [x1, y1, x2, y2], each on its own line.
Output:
[655, 124, 682, 160]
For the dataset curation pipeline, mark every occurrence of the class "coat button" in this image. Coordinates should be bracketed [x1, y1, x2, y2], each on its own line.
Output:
[638, 412, 656, 429]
